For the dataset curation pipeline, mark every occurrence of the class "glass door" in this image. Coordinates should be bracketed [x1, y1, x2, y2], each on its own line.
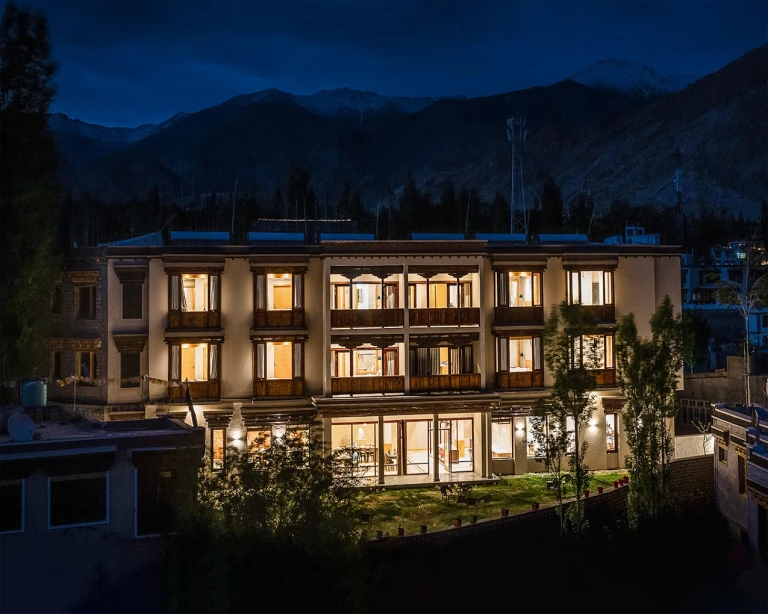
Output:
[438, 420, 453, 471]
[405, 420, 430, 474]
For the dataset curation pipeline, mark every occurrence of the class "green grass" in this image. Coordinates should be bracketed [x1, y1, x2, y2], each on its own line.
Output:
[358, 471, 626, 536]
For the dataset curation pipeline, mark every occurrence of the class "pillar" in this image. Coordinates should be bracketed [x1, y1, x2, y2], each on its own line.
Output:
[378, 414, 385, 485]
[433, 413, 440, 482]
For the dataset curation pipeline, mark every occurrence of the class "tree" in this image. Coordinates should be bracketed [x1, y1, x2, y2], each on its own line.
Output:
[568, 181, 594, 236]
[540, 176, 563, 234]
[174, 426, 367, 612]
[716, 241, 768, 407]
[681, 309, 710, 373]
[529, 406, 570, 534]
[615, 296, 683, 528]
[541, 301, 599, 538]
[0, 1, 60, 382]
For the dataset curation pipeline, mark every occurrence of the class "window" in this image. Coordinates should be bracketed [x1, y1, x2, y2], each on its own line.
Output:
[0, 481, 24, 533]
[254, 341, 303, 381]
[409, 346, 473, 376]
[77, 351, 96, 385]
[255, 273, 304, 311]
[526, 416, 545, 458]
[247, 429, 272, 455]
[492, 421, 513, 459]
[497, 271, 541, 307]
[571, 334, 614, 369]
[497, 336, 542, 372]
[169, 273, 220, 312]
[136, 469, 176, 537]
[52, 285, 62, 313]
[738, 455, 746, 494]
[606, 413, 618, 452]
[49, 473, 109, 528]
[567, 270, 613, 306]
[211, 429, 226, 471]
[566, 416, 576, 454]
[51, 351, 62, 380]
[718, 445, 727, 464]
[408, 277, 472, 308]
[170, 343, 219, 383]
[120, 352, 141, 388]
[77, 285, 96, 319]
[332, 283, 351, 309]
[122, 283, 142, 319]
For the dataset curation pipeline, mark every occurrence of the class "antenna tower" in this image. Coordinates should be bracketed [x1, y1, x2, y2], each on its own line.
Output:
[672, 146, 684, 244]
[506, 117, 528, 236]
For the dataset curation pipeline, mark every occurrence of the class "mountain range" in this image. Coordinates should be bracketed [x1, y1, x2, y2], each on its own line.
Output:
[50, 48, 767, 216]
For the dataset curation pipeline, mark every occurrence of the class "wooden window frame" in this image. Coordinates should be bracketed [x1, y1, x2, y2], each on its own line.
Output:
[566, 270, 615, 306]
[168, 272, 221, 313]
[253, 341, 304, 381]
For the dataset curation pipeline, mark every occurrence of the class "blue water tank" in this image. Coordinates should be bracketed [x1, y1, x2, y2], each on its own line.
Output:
[21, 380, 47, 407]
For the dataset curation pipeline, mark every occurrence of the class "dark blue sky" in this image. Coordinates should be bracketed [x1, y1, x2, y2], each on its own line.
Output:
[35, 0, 767, 127]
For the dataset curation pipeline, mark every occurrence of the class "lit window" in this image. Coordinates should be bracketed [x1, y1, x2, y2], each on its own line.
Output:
[211, 429, 226, 471]
[504, 272, 541, 307]
[568, 270, 613, 306]
[492, 421, 513, 459]
[571, 335, 614, 369]
[526, 416, 545, 458]
[606, 413, 618, 452]
[267, 274, 293, 310]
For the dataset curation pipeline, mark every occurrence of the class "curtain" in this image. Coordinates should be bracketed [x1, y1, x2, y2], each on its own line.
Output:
[498, 337, 508, 372]
[255, 343, 265, 379]
[292, 274, 302, 309]
[416, 348, 429, 376]
[209, 344, 218, 380]
[533, 337, 542, 370]
[385, 349, 396, 376]
[209, 275, 219, 311]
[461, 346, 473, 374]
[170, 345, 180, 382]
[449, 347, 460, 374]
[497, 272, 508, 307]
[170, 275, 180, 311]
[429, 347, 440, 376]
[255, 274, 265, 310]
[293, 342, 302, 378]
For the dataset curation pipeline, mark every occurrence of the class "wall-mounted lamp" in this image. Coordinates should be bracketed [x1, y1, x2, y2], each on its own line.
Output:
[515, 420, 525, 431]
[588, 417, 598, 428]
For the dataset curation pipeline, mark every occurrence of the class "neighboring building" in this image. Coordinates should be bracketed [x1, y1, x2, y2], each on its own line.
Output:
[712, 404, 768, 562]
[0, 406, 204, 612]
[44, 231, 682, 485]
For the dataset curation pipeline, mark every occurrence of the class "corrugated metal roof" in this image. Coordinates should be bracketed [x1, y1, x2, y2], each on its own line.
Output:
[248, 232, 305, 242]
[98, 231, 165, 247]
[475, 233, 527, 243]
[170, 231, 230, 241]
[537, 233, 588, 244]
[319, 233, 375, 241]
[411, 233, 464, 241]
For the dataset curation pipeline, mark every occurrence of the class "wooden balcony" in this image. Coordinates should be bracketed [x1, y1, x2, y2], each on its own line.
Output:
[253, 309, 304, 329]
[253, 378, 304, 398]
[167, 380, 221, 401]
[331, 375, 405, 395]
[168, 311, 221, 329]
[331, 309, 404, 329]
[494, 306, 544, 325]
[578, 304, 615, 322]
[409, 373, 481, 393]
[592, 368, 616, 386]
[496, 371, 544, 389]
[409, 307, 480, 327]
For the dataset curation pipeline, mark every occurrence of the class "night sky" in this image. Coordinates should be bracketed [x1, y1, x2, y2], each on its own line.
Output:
[35, 0, 767, 127]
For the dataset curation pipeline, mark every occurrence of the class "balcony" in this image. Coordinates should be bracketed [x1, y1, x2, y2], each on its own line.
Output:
[167, 380, 221, 401]
[331, 309, 404, 329]
[409, 307, 480, 327]
[253, 378, 304, 398]
[592, 368, 616, 386]
[410, 373, 480, 393]
[494, 306, 544, 325]
[253, 309, 304, 329]
[496, 371, 544, 389]
[168, 311, 221, 329]
[577, 304, 615, 322]
[331, 375, 405, 395]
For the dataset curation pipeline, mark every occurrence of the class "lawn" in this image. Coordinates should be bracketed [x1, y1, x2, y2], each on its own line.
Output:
[358, 471, 626, 536]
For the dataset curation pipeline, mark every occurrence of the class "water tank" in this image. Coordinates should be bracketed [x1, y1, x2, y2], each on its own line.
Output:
[21, 380, 47, 408]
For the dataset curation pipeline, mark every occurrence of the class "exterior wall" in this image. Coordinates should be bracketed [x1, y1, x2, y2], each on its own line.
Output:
[616, 256, 656, 338]
[221, 258, 252, 399]
[305, 258, 325, 396]
[685, 355, 767, 407]
[542, 257, 565, 388]
[713, 414, 749, 535]
[675, 433, 714, 458]
[147, 258, 168, 402]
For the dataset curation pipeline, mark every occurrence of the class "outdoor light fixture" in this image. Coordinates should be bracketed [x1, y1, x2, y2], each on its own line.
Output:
[589, 417, 598, 427]
[515, 421, 525, 431]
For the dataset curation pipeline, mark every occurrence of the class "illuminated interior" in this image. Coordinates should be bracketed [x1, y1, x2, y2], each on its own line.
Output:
[509, 338, 533, 371]
[526, 416, 543, 457]
[332, 422, 379, 477]
[573, 335, 614, 369]
[331, 345, 400, 377]
[508, 272, 541, 307]
[182, 274, 209, 311]
[266, 342, 292, 379]
[267, 274, 292, 310]
[491, 421, 513, 459]
[330, 274, 399, 309]
[606, 414, 617, 452]
[211, 429, 225, 470]
[408, 274, 472, 308]
[569, 270, 612, 306]
[181, 343, 209, 381]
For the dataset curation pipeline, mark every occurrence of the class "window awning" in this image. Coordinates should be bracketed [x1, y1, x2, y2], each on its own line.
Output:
[114, 265, 148, 283]
[113, 334, 148, 353]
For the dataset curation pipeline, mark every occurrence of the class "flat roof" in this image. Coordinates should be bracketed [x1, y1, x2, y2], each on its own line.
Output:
[411, 233, 464, 241]
[538, 233, 589, 243]
[248, 232, 305, 243]
[170, 231, 230, 241]
[476, 233, 527, 243]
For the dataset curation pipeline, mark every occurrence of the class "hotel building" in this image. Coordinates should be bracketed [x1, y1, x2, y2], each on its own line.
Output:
[47, 231, 681, 485]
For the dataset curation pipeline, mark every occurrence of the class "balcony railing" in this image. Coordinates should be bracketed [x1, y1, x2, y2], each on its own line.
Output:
[592, 368, 616, 386]
[577, 304, 615, 322]
[409, 307, 480, 327]
[253, 309, 304, 329]
[253, 378, 304, 398]
[331, 375, 405, 395]
[496, 371, 544, 389]
[331, 309, 404, 329]
[168, 311, 221, 329]
[167, 380, 221, 401]
[494, 306, 544, 325]
[410, 373, 481, 393]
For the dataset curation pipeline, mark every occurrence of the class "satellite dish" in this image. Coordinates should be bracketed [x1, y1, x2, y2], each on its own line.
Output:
[7, 412, 35, 443]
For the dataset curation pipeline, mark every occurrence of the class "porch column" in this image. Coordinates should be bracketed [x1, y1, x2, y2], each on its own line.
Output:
[485, 412, 494, 478]
[323, 260, 333, 397]
[378, 414, 385, 485]
[403, 264, 410, 394]
[432, 413, 440, 482]
[322, 417, 333, 459]
[479, 413, 488, 478]
[478, 261, 487, 391]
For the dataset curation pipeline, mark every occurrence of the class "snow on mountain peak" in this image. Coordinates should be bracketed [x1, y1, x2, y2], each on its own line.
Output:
[570, 58, 698, 97]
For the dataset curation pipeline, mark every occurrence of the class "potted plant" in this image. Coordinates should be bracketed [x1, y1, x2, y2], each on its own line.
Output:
[613, 480, 620, 488]
[397, 525, 405, 537]
[376, 530, 384, 539]
[583, 489, 590, 497]
[420, 524, 428, 534]
[531, 502, 540, 510]
[622, 475, 629, 485]
[501, 508, 510, 517]
[597, 486, 604, 494]
[453, 517, 462, 527]
[470, 515, 478, 524]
